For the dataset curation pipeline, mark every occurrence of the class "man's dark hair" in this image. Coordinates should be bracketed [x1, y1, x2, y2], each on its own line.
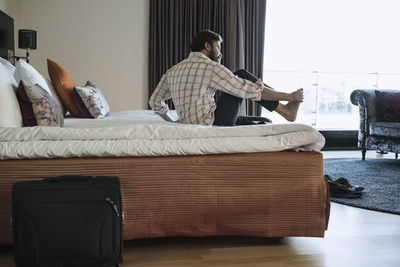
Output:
[190, 30, 222, 52]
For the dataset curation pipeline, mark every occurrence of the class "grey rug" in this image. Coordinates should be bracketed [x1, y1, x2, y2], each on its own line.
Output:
[324, 158, 400, 215]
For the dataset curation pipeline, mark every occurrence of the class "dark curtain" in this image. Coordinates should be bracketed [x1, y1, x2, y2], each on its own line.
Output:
[149, 0, 267, 115]
[228, 0, 267, 115]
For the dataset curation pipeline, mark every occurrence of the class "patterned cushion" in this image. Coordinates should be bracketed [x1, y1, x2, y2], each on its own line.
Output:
[376, 91, 400, 122]
[16, 81, 64, 127]
[73, 81, 110, 119]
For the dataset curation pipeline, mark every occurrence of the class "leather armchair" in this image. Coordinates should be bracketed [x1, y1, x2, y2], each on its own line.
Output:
[350, 89, 400, 160]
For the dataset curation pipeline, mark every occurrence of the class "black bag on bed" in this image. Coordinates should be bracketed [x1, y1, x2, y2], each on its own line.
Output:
[12, 175, 122, 267]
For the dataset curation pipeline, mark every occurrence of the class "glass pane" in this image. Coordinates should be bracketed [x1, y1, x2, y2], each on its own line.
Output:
[379, 74, 400, 89]
[315, 72, 377, 130]
[263, 0, 400, 131]
[261, 71, 393, 130]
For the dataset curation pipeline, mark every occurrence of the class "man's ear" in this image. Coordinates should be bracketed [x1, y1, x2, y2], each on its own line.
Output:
[204, 42, 211, 51]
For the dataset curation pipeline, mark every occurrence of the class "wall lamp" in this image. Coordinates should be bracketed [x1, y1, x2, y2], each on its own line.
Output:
[14, 29, 37, 63]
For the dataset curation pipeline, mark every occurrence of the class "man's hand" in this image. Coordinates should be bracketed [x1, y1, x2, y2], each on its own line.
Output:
[159, 113, 180, 123]
[261, 87, 304, 102]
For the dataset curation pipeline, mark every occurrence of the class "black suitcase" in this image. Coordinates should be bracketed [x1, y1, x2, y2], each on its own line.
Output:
[12, 175, 123, 267]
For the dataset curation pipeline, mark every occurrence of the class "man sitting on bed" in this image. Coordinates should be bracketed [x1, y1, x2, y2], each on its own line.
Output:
[149, 29, 304, 126]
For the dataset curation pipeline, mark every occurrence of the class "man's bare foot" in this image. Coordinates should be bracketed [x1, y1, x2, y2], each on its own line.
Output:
[288, 88, 304, 102]
[285, 101, 301, 122]
[275, 101, 301, 122]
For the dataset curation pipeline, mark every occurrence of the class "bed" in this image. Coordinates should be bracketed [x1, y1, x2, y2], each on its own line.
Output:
[0, 11, 329, 244]
[0, 110, 330, 244]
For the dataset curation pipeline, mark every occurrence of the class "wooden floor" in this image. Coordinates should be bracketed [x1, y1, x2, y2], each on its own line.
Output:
[1, 151, 399, 267]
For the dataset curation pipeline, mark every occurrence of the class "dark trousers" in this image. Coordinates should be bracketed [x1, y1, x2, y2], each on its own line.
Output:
[213, 69, 279, 126]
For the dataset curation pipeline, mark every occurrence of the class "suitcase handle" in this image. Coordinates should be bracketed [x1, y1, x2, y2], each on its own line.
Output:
[46, 175, 92, 183]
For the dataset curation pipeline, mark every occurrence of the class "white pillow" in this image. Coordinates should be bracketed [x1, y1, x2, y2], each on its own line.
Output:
[0, 58, 18, 89]
[0, 57, 15, 75]
[14, 59, 52, 95]
[0, 64, 23, 127]
[44, 75, 66, 115]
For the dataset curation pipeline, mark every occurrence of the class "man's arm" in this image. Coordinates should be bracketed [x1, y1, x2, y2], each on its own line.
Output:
[149, 74, 180, 123]
[210, 65, 263, 100]
[210, 64, 303, 102]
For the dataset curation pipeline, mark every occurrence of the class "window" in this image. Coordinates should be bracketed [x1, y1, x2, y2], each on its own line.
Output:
[262, 0, 400, 129]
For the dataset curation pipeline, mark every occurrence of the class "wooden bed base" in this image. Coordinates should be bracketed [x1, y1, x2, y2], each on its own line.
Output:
[0, 151, 329, 244]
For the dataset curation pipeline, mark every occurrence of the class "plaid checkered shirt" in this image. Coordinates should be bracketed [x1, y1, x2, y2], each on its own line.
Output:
[149, 52, 264, 125]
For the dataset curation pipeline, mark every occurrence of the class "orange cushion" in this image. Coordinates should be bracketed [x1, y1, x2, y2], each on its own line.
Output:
[47, 59, 82, 117]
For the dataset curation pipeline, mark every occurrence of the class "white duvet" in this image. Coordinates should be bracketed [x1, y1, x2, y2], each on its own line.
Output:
[0, 110, 325, 160]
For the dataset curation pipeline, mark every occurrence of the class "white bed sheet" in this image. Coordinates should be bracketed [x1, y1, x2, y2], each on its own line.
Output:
[0, 110, 325, 160]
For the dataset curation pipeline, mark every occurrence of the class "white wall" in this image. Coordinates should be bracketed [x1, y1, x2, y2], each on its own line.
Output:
[18, 0, 149, 111]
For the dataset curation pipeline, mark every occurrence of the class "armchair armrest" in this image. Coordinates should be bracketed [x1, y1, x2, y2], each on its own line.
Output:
[350, 89, 378, 137]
